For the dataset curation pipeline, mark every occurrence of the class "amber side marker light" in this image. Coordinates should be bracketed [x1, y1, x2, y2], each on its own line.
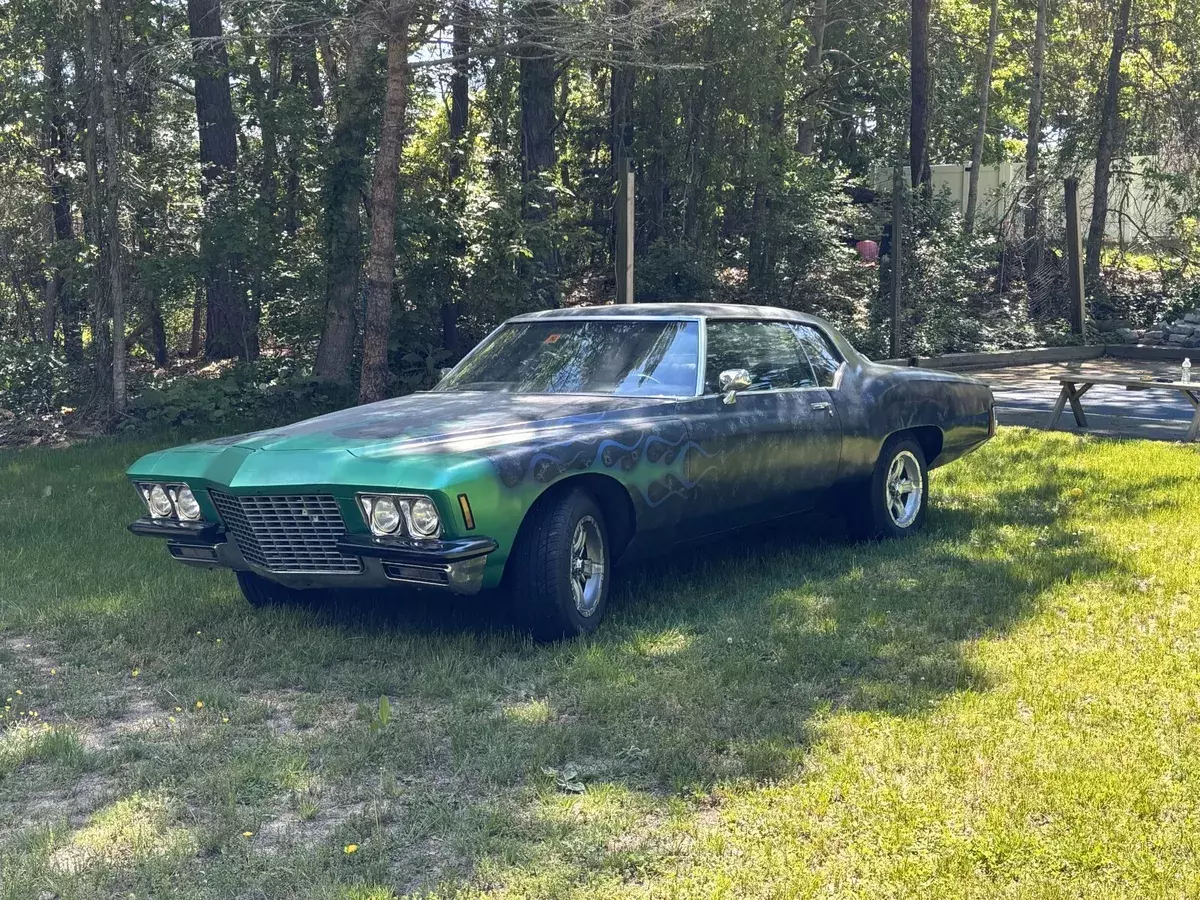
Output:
[458, 494, 476, 530]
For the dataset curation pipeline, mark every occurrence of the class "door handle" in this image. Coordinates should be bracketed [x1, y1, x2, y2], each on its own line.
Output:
[811, 401, 833, 414]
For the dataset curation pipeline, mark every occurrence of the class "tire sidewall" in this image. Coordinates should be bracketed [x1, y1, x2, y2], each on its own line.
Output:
[514, 489, 612, 640]
[549, 492, 611, 636]
[871, 437, 929, 539]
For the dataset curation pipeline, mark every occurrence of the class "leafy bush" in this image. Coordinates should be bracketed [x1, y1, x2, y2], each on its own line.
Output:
[636, 241, 717, 301]
[0, 339, 68, 416]
[867, 191, 1058, 357]
[1095, 266, 1200, 330]
[124, 358, 356, 431]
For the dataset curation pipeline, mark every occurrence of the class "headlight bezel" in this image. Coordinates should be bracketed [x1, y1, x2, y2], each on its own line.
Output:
[173, 486, 202, 521]
[137, 482, 205, 522]
[357, 493, 443, 539]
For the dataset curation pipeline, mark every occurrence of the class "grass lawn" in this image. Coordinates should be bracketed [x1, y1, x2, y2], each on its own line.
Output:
[1, 427, 1198, 898]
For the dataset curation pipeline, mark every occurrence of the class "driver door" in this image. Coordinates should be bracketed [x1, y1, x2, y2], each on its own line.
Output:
[680, 320, 843, 537]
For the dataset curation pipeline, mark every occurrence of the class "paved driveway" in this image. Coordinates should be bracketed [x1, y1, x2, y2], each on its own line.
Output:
[969, 359, 1197, 442]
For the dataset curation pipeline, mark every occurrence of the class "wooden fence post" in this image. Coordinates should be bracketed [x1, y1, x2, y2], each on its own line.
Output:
[1065, 177, 1087, 337]
[616, 157, 635, 304]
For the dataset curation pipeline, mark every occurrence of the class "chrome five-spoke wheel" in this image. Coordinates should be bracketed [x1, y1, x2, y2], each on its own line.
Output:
[569, 515, 606, 617]
[885, 449, 923, 528]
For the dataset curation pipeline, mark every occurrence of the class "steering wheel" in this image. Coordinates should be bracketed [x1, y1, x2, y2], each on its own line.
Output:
[635, 373, 664, 386]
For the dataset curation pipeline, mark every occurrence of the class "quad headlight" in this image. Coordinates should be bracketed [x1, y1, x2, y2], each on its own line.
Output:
[138, 483, 204, 521]
[408, 498, 441, 537]
[147, 484, 174, 518]
[174, 486, 202, 521]
[369, 497, 402, 535]
[358, 494, 442, 538]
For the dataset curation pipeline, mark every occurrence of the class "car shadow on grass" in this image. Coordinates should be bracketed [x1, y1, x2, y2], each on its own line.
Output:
[5, 433, 1179, 895]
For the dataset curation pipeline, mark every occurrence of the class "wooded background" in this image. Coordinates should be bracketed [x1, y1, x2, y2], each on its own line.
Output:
[2, 0, 1200, 432]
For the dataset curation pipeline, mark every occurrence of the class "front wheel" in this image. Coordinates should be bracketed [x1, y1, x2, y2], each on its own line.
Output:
[846, 436, 929, 540]
[509, 489, 611, 641]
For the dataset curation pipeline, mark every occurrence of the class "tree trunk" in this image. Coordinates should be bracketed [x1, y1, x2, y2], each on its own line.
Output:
[518, 0, 560, 308]
[796, 0, 827, 155]
[1023, 0, 1047, 275]
[1084, 0, 1132, 291]
[283, 30, 324, 236]
[358, 20, 411, 405]
[188, 0, 256, 361]
[909, 0, 932, 191]
[77, 36, 108, 400]
[97, 0, 126, 413]
[610, 0, 635, 180]
[235, 14, 279, 351]
[442, 0, 471, 357]
[314, 24, 376, 383]
[189, 285, 204, 356]
[42, 43, 82, 362]
[682, 27, 715, 247]
[964, 0, 999, 233]
[748, 0, 796, 294]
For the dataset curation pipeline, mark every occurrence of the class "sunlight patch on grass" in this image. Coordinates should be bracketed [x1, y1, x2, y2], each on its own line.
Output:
[502, 698, 551, 726]
[0, 724, 84, 778]
[47, 792, 194, 874]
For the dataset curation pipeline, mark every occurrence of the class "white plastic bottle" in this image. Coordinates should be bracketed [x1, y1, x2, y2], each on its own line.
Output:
[1184, 357, 1192, 384]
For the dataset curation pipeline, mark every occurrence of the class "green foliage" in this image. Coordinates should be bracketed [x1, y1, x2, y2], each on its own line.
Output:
[635, 241, 717, 301]
[123, 360, 356, 431]
[369, 695, 392, 733]
[0, 339, 68, 415]
[873, 191, 1061, 357]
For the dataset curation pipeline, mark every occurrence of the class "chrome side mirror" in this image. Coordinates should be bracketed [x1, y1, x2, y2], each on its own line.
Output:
[718, 368, 752, 405]
[437, 367, 454, 383]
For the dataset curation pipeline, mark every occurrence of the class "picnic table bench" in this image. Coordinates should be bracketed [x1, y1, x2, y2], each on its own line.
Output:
[1048, 373, 1200, 442]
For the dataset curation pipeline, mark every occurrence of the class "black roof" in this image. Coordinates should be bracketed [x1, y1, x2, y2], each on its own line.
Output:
[514, 302, 831, 327]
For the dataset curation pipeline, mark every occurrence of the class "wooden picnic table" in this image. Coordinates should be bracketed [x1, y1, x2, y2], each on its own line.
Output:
[1048, 374, 1200, 442]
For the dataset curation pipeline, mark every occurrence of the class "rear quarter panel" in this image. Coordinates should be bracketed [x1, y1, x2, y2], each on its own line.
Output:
[835, 362, 994, 480]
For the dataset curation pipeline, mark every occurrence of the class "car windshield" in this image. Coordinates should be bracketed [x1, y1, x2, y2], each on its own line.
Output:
[437, 319, 701, 396]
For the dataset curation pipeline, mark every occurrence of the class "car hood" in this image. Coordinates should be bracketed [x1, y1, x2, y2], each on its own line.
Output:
[200, 391, 680, 458]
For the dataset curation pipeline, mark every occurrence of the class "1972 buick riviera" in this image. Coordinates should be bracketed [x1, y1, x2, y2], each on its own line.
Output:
[128, 304, 995, 638]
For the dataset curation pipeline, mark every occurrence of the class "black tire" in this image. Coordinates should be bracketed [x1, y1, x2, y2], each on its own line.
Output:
[509, 489, 612, 641]
[845, 435, 929, 540]
[236, 571, 318, 609]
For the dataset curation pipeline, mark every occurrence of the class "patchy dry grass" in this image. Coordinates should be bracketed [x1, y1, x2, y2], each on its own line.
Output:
[1, 427, 1199, 898]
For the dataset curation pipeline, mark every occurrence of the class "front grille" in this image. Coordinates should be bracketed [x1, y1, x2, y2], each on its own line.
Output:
[210, 492, 362, 574]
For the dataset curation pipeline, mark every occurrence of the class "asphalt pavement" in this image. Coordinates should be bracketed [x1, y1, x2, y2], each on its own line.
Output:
[968, 358, 1198, 442]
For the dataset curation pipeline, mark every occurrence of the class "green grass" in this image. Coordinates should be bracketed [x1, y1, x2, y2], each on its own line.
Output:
[0, 427, 1198, 898]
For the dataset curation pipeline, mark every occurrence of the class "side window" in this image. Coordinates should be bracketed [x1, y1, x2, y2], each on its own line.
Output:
[704, 321, 815, 393]
[791, 324, 843, 388]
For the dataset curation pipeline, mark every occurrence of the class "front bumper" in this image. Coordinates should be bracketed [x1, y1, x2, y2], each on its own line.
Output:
[128, 517, 496, 595]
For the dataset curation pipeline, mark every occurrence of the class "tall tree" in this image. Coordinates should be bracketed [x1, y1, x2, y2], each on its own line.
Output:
[91, 0, 127, 413]
[1084, 0, 1132, 290]
[314, 22, 376, 383]
[749, 0, 797, 293]
[796, 0, 827, 156]
[188, 0, 256, 360]
[1023, 0, 1047, 275]
[41, 41, 81, 361]
[610, 0, 635, 175]
[909, 0, 932, 190]
[964, 0, 1000, 232]
[358, 6, 413, 404]
[518, 0, 561, 308]
[442, 0, 472, 357]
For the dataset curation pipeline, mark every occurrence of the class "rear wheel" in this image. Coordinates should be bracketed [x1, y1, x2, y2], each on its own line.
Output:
[509, 489, 611, 641]
[846, 435, 929, 540]
[236, 571, 319, 609]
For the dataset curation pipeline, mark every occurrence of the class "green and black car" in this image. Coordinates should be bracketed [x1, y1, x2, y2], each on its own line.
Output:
[127, 303, 995, 638]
